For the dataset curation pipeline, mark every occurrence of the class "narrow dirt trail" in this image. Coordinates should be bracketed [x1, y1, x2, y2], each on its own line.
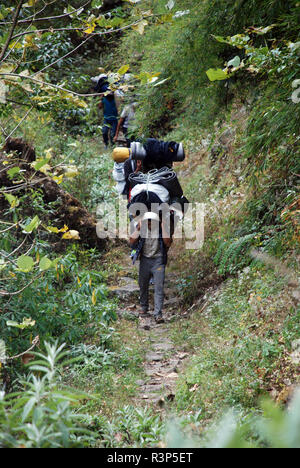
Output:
[108, 249, 190, 409]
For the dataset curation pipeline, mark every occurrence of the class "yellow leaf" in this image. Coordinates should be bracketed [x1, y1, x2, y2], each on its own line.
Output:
[53, 174, 64, 184]
[46, 224, 69, 234]
[23, 0, 39, 7]
[9, 41, 22, 49]
[44, 148, 54, 159]
[62, 230, 81, 240]
[63, 165, 80, 178]
[92, 289, 97, 306]
[132, 20, 148, 35]
[84, 22, 96, 34]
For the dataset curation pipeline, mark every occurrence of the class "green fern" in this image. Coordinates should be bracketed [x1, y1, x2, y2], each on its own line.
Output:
[215, 233, 259, 275]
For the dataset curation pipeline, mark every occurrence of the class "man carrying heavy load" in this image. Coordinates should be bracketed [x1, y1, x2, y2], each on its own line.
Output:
[129, 212, 172, 324]
[113, 101, 138, 147]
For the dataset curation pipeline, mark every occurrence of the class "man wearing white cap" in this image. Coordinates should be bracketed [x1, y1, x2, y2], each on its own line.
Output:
[129, 212, 172, 324]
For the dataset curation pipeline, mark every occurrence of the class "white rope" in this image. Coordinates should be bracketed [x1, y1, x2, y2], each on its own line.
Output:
[129, 167, 177, 185]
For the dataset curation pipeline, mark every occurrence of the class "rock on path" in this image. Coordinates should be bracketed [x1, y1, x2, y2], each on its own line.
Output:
[110, 273, 189, 407]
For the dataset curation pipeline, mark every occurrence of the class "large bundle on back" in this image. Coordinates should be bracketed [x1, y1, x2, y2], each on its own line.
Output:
[111, 138, 189, 235]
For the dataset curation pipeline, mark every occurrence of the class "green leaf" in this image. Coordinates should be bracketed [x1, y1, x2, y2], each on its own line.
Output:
[22, 397, 36, 422]
[7, 167, 21, 179]
[6, 318, 36, 329]
[31, 158, 50, 172]
[132, 20, 148, 35]
[227, 56, 241, 68]
[39, 256, 53, 271]
[0, 259, 7, 271]
[22, 215, 41, 233]
[16, 255, 34, 272]
[206, 68, 229, 81]
[3, 193, 19, 209]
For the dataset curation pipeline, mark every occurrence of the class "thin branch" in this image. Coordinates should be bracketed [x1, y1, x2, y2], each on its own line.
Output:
[0, 0, 25, 63]
[0, 250, 18, 267]
[0, 222, 19, 234]
[0, 72, 100, 97]
[5, 106, 34, 142]
[3, 22, 35, 64]
[35, 35, 92, 75]
[6, 236, 28, 258]
[8, 335, 40, 361]
[10, 0, 58, 26]
[0, 121, 8, 138]
[11, 26, 86, 41]
[0, 274, 42, 297]
[0, 176, 52, 193]
[0, 1, 91, 25]
[37, 17, 153, 75]
[6, 99, 32, 107]
[11, 16, 152, 42]
[0, 165, 15, 174]
[22, 240, 36, 258]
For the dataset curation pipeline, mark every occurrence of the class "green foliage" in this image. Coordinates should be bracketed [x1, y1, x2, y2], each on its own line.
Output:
[98, 405, 165, 448]
[1, 248, 116, 361]
[172, 264, 299, 415]
[118, 0, 297, 137]
[167, 389, 300, 447]
[214, 233, 258, 275]
[0, 342, 96, 448]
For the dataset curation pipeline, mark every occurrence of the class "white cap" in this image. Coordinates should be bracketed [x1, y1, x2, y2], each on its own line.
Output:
[142, 212, 160, 222]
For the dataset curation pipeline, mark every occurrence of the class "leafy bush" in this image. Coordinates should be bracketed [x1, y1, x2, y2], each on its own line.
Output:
[167, 388, 300, 448]
[0, 342, 96, 448]
[214, 233, 258, 275]
[98, 405, 165, 448]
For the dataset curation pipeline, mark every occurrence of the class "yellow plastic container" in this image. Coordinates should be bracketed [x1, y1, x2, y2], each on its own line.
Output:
[112, 147, 130, 163]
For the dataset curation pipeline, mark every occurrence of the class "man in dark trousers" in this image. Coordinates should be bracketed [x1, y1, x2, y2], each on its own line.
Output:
[98, 93, 118, 148]
[129, 212, 172, 324]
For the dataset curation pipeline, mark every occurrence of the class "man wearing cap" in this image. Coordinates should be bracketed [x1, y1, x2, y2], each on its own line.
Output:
[113, 101, 138, 147]
[92, 74, 118, 148]
[129, 212, 172, 324]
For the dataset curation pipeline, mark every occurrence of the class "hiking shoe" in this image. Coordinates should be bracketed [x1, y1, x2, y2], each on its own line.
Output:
[138, 310, 151, 317]
[154, 315, 165, 324]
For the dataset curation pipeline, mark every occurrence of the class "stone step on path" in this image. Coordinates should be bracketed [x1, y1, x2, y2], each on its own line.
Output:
[108, 276, 140, 301]
[108, 273, 179, 304]
[136, 323, 189, 406]
[110, 274, 188, 407]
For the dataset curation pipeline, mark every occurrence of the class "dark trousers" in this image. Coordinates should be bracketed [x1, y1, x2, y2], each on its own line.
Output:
[139, 256, 165, 317]
[102, 119, 117, 146]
